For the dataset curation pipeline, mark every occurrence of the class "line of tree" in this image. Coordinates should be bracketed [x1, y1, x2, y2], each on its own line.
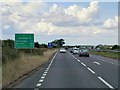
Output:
[2, 39, 65, 48]
[52, 39, 65, 47]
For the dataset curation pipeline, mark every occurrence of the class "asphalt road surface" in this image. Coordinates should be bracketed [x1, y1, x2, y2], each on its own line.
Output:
[15, 50, 119, 89]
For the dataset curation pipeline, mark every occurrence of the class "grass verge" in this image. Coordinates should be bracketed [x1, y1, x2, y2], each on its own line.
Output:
[2, 48, 57, 87]
[90, 50, 120, 60]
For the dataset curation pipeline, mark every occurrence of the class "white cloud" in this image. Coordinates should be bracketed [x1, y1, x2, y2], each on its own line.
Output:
[103, 16, 118, 29]
[1, 1, 118, 45]
[3, 25, 10, 30]
[65, 0, 99, 23]
[1, 1, 46, 15]
[49, 4, 59, 12]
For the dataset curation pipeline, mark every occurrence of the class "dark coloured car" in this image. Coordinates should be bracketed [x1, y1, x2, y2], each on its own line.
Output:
[79, 49, 89, 57]
[70, 48, 73, 53]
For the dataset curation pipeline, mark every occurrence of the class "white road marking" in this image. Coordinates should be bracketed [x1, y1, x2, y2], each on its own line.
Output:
[87, 67, 95, 74]
[98, 77, 114, 89]
[46, 68, 49, 70]
[44, 72, 47, 74]
[41, 76, 45, 79]
[45, 69, 48, 72]
[43, 74, 46, 76]
[81, 62, 86, 67]
[77, 60, 80, 62]
[36, 83, 41, 87]
[39, 80, 44, 83]
[93, 62, 101, 65]
[69, 52, 115, 89]
[94, 57, 119, 66]
[35, 51, 58, 88]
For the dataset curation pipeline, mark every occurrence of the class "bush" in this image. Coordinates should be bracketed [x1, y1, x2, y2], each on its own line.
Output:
[2, 47, 20, 64]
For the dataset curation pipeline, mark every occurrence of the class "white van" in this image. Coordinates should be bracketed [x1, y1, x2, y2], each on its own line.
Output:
[73, 48, 79, 54]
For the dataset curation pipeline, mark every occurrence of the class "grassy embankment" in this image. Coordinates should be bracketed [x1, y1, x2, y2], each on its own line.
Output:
[2, 47, 57, 87]
[90, 50, 120, 60]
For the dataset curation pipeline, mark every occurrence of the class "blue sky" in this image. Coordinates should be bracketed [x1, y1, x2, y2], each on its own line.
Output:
[1, 0, 118, 45]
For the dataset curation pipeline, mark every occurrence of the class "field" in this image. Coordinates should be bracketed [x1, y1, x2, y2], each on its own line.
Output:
[2, 48, 57, 87]
[90, 50, 120, 60]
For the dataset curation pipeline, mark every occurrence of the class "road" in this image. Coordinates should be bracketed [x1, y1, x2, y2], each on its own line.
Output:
[15, 50, 119, 89]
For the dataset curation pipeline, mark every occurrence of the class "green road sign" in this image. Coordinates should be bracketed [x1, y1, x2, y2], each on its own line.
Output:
[15, 34, 34, 49]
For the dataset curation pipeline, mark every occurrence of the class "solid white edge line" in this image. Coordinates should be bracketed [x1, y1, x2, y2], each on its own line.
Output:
[98, 77, 114, 89]
[87, 67, 95, 74]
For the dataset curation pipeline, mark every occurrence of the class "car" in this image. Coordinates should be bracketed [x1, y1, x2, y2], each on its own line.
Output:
[73, 48, 79, 54]
[60, 48, 66, 53]
[79, 49, 89, 57]
[70, 48, 73, 53]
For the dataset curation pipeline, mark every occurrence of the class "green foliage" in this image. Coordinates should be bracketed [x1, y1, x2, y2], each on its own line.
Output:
[111, 45, 119, 50]
[2, 39, 14, 48]
[34, 42, 40, 48]
[90, 50, 120, 60]
[40, 43, 48, 48]
[52, 39, 65, 47]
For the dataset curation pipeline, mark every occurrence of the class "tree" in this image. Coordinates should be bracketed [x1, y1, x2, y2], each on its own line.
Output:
[34, 42, 40, 48]
[2, 39, 14, 47]
[111, 45, 119, 50]
[52, 39, 65, 47]
[40, 43, 47, 48]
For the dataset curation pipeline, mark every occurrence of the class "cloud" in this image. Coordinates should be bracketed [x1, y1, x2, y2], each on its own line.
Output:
[64, 0, 99, 23]
[1, 1, 46, 15]
[49, 4, 59, 12]
[103, 16, 118, 29]
[1, 1, 118, 45]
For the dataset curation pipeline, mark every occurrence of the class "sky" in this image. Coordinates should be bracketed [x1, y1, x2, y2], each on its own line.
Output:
[1, 0, 119, 45]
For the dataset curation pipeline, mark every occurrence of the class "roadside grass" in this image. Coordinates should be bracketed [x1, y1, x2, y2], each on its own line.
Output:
[2, 48, 57, 87]
[89, 50, 120, 60]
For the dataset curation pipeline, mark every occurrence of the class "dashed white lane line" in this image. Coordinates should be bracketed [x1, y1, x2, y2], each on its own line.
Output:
[98, 77, 114, 89]
[77, 60, 80, 62]
[81, 62, 86, 67]
[35, 51, 58, 88]
[87, 67, 95, 74]
[69, 52, 115, 89]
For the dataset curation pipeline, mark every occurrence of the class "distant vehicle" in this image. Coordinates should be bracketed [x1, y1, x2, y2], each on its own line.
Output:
[65, 47, 68, 50]
[73, 48, 79, 54]
[79, 49, 89, 57]
[60, 48, 66, 53]
[70, 48, 73, 53]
